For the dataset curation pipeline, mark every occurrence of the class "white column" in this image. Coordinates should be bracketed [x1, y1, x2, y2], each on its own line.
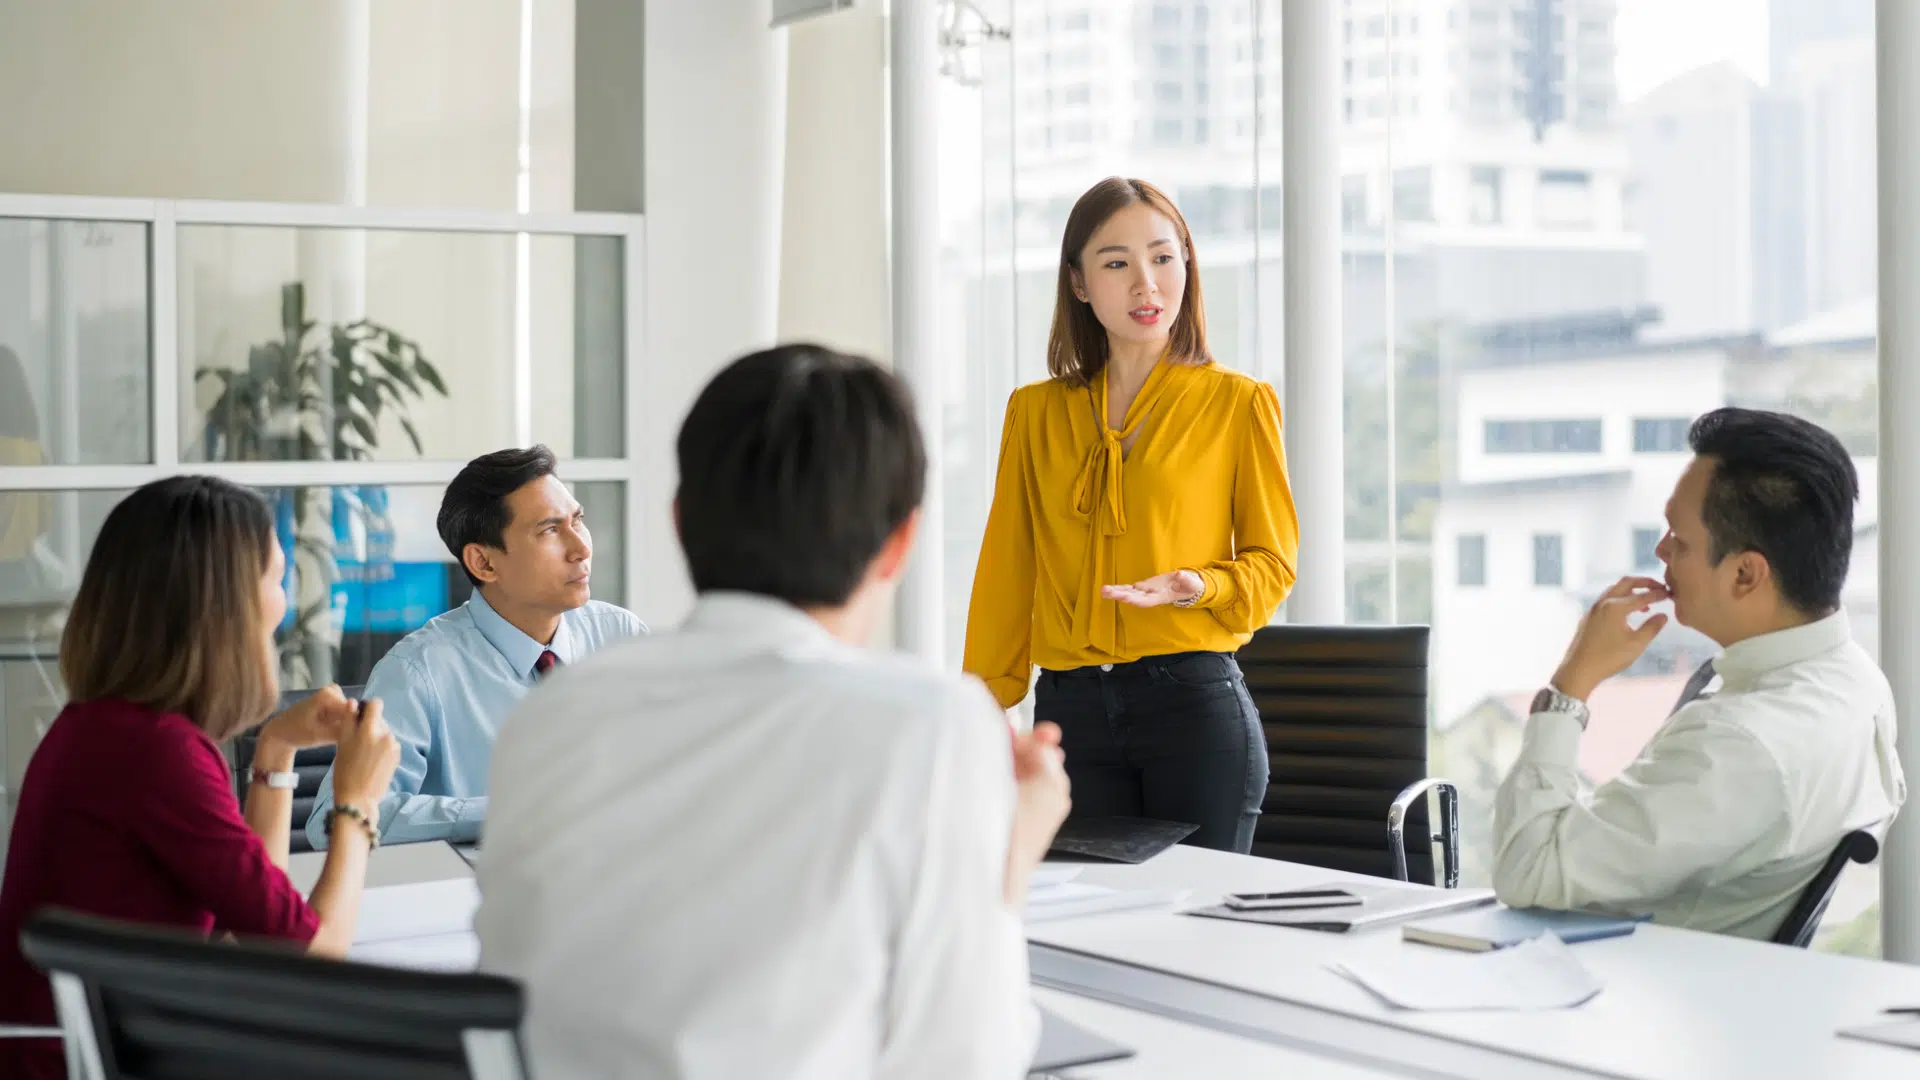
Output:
[890, 0, 944, 664]
[577, 0, 788, 623]
[1281, 0, 1346, 624]
[1876, 0, 1920, 966]
[780, 10, 891, 360]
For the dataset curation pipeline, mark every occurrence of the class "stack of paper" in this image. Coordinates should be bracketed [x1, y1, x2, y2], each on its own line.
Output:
[1330, 933, 1604, 1011]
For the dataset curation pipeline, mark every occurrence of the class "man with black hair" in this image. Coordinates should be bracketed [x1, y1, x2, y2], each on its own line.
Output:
[478, 345, 1070, 1080]
[306, 445, 644, 848]
[1494, 407, 1905, 939]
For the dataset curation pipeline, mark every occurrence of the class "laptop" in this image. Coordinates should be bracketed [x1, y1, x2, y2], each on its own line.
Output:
[1046, 816, 1199, 863]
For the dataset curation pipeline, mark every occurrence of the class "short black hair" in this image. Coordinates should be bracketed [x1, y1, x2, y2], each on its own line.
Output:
[437, 445, 559, 587]
[676, 344, 925, 607]
[1687, 407, 1857, 615]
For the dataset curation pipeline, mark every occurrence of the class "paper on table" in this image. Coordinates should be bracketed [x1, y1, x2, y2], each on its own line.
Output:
[1027, 882, 1189, 923]
[355, 877, 480, 944]
[1838, 1017, 1920, 1052]
[1031, 863, 1084, 888]
[1330, 933, 1603, 1011]
[350, 930, 481, 973]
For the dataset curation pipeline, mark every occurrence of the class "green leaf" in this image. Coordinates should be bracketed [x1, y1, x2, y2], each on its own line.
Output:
[413, 355, 450, 396]
[348, 412, 378, 448]
[399, 415, 423, 455]
[374, 351, 423, 396]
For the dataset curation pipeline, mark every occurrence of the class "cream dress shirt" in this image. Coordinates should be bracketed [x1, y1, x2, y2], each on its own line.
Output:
[1494, 611, 1906, 940]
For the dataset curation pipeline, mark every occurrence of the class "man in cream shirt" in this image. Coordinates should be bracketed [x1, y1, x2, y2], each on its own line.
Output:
[1495, 407, 1905, 940]
[475, 345, 1071, 1080]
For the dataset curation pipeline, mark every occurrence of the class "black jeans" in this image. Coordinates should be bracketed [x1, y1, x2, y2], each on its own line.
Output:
[1034, 651, 1268, 854]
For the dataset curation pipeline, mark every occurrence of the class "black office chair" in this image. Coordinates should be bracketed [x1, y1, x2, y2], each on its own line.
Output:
[1771, 829, 1880, 948]
[1238, 625, 1460, 888]
[20, 908, 528, 1080]
[230, 686, 364, 853]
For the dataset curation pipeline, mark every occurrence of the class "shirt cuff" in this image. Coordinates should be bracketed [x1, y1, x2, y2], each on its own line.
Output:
[1192, 567, 1237, 610]
[1519, 710, 1585, 765]
[983, 674, 1030, 710]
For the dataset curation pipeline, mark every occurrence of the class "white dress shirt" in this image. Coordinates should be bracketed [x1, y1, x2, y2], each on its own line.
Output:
[475, 592, 1039, 1080]
[1493, 610, 1906, 940]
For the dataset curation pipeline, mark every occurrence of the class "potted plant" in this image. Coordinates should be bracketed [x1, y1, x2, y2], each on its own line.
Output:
[196, 282, 449, 685]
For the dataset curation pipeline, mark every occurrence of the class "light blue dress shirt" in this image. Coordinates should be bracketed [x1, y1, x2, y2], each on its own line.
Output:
[305, 590, 645, 849]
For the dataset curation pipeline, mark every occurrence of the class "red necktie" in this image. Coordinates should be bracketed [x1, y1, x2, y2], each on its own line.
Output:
[534, 650, 561, 678]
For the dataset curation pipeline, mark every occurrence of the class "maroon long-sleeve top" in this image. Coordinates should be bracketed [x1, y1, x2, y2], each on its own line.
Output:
[0, 699, 319, 1080]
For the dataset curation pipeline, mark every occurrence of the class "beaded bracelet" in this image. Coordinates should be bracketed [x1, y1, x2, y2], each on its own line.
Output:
[325, 803, 380, 849]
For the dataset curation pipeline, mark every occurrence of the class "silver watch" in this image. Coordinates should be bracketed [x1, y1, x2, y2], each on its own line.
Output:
[1529, 684, 1591, 730]
[1172, 570, 1203, 608]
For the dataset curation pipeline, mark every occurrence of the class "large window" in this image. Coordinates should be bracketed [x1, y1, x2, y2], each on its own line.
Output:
[0, 200, 640, 865]
[940, 0, 1884, 956]
[1394, 0, 1882, 956]
[939, 0, 1278, 682]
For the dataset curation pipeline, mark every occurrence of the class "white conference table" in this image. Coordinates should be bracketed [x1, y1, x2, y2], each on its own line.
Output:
[292, 843, 1381, 1078]
[1033, 845, 1920, 1080]
[1032, 988, 1414, 1079]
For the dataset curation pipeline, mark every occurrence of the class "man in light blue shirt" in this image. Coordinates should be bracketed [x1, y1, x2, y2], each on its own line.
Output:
[307, 445, 644, 848]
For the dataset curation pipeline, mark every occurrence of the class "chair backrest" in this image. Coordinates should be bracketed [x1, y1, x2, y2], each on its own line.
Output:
[1237, 624, 1434, 881]
[21, 909, 527, 1080]
[1771, 829, 1879, 948]
[230, 686, 364, 853]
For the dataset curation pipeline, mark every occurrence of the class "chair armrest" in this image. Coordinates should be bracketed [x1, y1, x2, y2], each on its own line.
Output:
[1388, 777, 1461, 889]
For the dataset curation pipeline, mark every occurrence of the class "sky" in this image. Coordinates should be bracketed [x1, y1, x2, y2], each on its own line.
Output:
[1612, 0, 1770, 100]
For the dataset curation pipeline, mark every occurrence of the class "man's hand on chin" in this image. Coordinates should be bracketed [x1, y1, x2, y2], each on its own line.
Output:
[1551, 576, 1672, 702]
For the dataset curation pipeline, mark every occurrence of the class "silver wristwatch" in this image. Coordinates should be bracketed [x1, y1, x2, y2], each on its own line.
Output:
[1529, 684, 1591, 730]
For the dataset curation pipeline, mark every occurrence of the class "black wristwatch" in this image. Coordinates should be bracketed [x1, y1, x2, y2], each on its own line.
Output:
[1529, 684, 1592, 731]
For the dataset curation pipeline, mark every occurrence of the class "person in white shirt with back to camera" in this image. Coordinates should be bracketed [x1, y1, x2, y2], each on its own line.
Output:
[475, 343, 1071, 1080]
[1494, 406, 1906, 940]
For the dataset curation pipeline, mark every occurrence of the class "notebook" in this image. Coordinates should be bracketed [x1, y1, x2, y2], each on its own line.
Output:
[1046, 816, 1199, 863]
[1030, 1006, 1135, 1073]
[1402, 907, 1649, 952]
[1186, 881, 1495, 932]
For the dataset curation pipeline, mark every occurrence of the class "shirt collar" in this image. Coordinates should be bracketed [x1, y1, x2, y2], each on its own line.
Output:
[468, 589, 576, 680]
[682, 591, 837, 653]
[1714, 609, 1851, 689]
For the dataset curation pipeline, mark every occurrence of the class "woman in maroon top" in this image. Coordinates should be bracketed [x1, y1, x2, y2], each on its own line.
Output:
[0, 476, 402, 1080]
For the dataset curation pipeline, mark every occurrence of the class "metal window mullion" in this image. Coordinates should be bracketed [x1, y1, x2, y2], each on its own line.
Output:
[151, 204, 180, 470]
[167, 199, 635, 238]
[621, 221, 647, 616]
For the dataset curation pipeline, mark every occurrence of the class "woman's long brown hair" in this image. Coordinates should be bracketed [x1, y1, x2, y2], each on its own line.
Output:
[61, 476, 280, 742]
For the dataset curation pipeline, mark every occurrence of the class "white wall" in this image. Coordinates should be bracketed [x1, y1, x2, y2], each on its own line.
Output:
[611, 0, 788, 626]
[779, 9, 892, 361]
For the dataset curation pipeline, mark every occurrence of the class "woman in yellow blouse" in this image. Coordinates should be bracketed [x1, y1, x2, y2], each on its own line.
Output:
[964, 177, 1299, 853]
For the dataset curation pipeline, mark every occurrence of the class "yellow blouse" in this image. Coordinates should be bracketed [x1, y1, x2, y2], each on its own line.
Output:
[963, 359, 1301, 708]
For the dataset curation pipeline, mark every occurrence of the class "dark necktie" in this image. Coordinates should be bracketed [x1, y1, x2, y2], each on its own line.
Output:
[534, 650, 561, 678]
[1670, 658, 1716, 716]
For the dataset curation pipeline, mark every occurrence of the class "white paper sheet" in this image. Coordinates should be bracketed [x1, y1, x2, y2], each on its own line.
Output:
[1838, 1017, 1920, 1052]
[1330, 933, 1604, 1011]
[350, 930, 482, 973]
[354, 877, 480, 944]
[1027, 882, 1189, 923]
[1031, 863, 1084, 888]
